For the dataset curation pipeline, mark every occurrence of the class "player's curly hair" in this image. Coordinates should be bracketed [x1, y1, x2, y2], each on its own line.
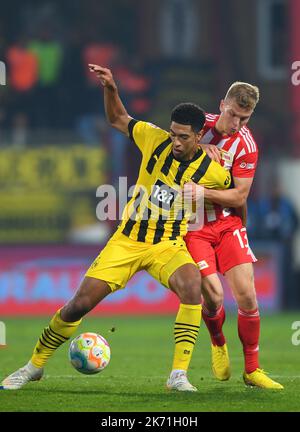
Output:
[225, 82, 260, 110]
[171, 103, 206, 133]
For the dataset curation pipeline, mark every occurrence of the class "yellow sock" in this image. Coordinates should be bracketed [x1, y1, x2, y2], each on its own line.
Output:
[172, 303, 202, 371]
[31, 309, 82, 368]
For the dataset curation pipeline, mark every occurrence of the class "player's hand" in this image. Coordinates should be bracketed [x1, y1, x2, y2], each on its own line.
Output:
[88, 64, 115, 88]
[182, 182, 204, 202]
[200, 144, 221, 163]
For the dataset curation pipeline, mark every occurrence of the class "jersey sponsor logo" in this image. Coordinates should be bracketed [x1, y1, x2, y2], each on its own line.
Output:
[220, 149, 233, 163]
[149, 179, 179, 210]
[197, 260, 209, 270]
[239, 162, 255, 169]
[220, 149, 234, 170]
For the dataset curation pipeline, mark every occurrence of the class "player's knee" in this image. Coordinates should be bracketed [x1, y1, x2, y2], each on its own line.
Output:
[202, 283, 224, 309]
[203, 292, 224, 311]
[236, 290, 258, 310]
[178, 275, 202, 304]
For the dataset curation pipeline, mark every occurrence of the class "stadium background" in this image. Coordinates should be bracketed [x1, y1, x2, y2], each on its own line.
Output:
[1, 0, 300, 414]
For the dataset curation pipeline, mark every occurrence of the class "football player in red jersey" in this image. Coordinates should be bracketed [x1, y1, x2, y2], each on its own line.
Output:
[184, 82, 283, 389]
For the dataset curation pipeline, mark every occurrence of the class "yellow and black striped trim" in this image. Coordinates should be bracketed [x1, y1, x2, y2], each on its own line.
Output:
[137, 206, 151, 242]
[169, 209, 185, 240]
[39, 325, 69, 350]
[122, 189, 144, 237]
[191, 154, 212, 183]
[146, 138, 172, 174]
[153, 215, 168, 244]
[160, 152, 174, 176]
[174, 322, 200, 345]
[174, 163, 190, 185]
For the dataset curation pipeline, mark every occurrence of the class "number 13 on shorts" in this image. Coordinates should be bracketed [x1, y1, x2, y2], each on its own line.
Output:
[233, 227, 249, 249]
[233, 227, 256, 260]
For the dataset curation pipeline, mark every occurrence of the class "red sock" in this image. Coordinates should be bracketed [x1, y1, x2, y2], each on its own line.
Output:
[202, 303, 226, 346]
[238, 308, 260, 373]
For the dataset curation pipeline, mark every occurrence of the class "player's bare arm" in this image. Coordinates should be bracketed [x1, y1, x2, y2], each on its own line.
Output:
[198, 144, 253, 224]
[184, 177, 252, 207]
[88, 64, 132, 136]
[203, 176, 254, 208]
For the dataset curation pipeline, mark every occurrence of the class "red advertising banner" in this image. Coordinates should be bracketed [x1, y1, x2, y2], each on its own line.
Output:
[0, 243, 281, 316]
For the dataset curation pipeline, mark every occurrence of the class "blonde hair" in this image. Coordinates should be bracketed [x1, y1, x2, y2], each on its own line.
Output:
[225, 81, 260, 110]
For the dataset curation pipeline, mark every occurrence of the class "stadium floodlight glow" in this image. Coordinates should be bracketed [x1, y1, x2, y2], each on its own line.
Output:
[0, 61, 6, 86]
[0, 321, 6, 347]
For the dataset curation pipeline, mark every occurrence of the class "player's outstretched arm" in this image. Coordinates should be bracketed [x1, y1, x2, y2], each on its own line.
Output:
[88, 64, 132, 136]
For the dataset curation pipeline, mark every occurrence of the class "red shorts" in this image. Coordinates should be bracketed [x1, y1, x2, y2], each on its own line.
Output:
[184, 215, 257, 277]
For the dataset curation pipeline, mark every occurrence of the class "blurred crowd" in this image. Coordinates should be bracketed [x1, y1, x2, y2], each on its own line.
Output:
[247, 183, 299, 308]
[0, 1, 153, 149]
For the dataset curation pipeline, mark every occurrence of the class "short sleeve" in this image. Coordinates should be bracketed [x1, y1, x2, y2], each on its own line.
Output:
[233, 151, 258, 178]
[128, 120, 169, 154]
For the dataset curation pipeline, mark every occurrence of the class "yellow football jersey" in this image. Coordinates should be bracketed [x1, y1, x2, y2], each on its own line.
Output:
[118, 120, 231, 243]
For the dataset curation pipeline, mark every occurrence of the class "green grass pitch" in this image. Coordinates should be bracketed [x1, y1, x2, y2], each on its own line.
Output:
[0, 313, 300, 412]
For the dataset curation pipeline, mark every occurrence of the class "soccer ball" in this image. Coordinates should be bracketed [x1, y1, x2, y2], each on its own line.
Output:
[69, 332, 111, 375]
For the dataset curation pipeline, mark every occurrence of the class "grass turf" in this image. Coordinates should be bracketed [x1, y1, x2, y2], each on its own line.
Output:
[0, 313, 300, 412]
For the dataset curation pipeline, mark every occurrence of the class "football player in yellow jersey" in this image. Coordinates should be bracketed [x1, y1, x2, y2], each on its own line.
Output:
[2, 65, 231, 392]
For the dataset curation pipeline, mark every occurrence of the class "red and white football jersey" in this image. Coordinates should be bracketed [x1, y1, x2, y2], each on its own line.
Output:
[201, 113, 258, 223]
